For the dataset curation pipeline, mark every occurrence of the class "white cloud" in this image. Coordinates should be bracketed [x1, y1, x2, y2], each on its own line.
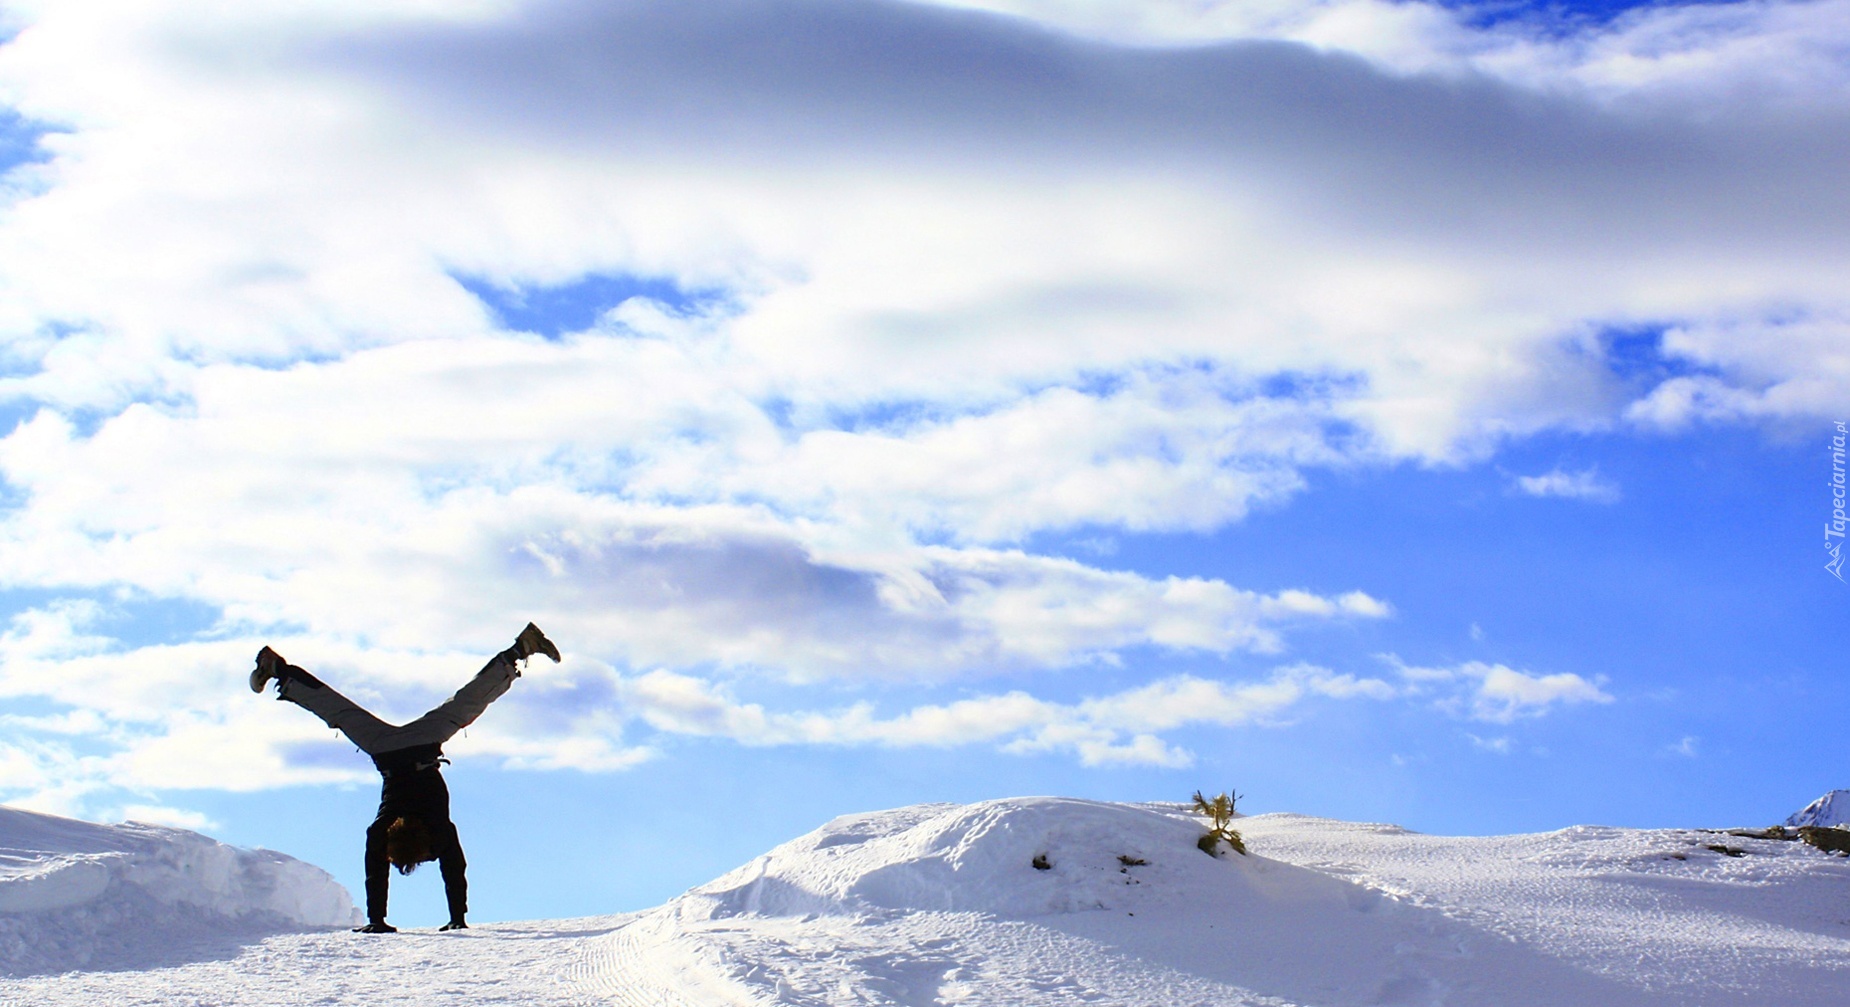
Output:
[0, 0, 1839, 484]
[1468, 663, 1614, 723]
[1467, 733, 1513, 755]
[1512, 466, 1621, 503]
[0, 350, 1389, 675]
[611, 661, 1397, 768]
[0, 0, 1843, 448]
[118, 804, 219, 831]
[1382, 655, 1615, 723]
[0, 0, 1823, 805]
[947, 0, 1850, 109]
[1625, 315, 1850, 428]
[1336, 592, 1394, 619]
[0, 708, 108, 735]
[0, 603, 657, 795]
[755, 371, 1341, 542]
[0, 591, 1378, 793]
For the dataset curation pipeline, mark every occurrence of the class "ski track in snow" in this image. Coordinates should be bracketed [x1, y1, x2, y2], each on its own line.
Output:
[578, 907, 1288, 1006]
[9, 799, 1850, 1006]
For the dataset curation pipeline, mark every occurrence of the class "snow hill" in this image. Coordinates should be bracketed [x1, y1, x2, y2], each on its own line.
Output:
[1786, 789, 1850, 828]
[9, 797, 1850, 1005]
[0, 805, 357, 975]
[581, 797, 1850, 1006]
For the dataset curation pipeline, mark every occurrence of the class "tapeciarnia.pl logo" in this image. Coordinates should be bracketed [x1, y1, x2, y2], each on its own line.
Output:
[1829, 420, 1847, 583]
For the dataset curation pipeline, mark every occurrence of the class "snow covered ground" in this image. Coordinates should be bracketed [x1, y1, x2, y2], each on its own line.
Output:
[8, 797, 1850, 1005]
[0, 806, 357, 977]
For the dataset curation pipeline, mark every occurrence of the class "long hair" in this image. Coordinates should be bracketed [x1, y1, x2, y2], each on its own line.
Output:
[385, 816, 437, 875]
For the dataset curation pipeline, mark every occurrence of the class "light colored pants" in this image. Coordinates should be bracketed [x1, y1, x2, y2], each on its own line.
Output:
[280, 650, 520, 755]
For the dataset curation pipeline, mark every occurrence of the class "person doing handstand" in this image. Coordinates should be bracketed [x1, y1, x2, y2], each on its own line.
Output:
[249, 622, 561, 933]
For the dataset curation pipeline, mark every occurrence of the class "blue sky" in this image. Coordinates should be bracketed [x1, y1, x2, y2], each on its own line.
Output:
[0, 0, 1846, 925]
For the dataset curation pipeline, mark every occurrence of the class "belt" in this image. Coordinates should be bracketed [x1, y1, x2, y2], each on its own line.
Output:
[379, 756, 449, 778]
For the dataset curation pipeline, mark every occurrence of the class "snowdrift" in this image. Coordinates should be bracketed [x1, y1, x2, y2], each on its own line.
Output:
[682, 796, 1231, 919]
[1786, 789, 1850, 828]
[13, 797, 1850, 1004]
[0, 805, 358, 975]
[576, 797, 1850, 1007]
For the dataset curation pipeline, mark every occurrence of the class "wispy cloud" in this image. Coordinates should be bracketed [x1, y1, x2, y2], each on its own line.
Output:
[118, 804, 219, 831]
[616, 661, 1399, 768]
[1382, 655, 1615, 723]
[0, 597, 1393, 800]
[1467, 733, 1513, 755]
[1511, 466, 1621, 503]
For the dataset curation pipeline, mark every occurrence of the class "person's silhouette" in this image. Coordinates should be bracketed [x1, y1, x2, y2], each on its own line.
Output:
[251, 623, 561, 932]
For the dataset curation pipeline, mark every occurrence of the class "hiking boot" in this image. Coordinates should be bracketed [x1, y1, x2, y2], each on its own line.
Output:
[513, 622, 560, 663]
[250, 647, 324, 694]
[249, 646, 286, 693]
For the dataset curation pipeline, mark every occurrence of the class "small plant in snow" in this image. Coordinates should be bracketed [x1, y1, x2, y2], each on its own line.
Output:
[1192, 789, 1248, 856]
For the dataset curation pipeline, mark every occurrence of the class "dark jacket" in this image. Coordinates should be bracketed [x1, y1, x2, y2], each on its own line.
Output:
[365, 742, 467, 924]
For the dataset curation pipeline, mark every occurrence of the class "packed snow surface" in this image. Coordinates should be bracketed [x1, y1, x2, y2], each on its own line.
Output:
[11, 797, 1850, 1005]
[1786, 789, 1850, 828]
[0, 805, 357, 975]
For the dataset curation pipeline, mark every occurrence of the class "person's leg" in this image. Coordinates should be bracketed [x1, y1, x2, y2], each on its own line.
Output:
[276, 671, 399, 755]
[390, 648, 522, 749]
[390, 625, 559, 747]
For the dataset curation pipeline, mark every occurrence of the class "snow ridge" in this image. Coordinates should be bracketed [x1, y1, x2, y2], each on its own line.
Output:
[0, 805, 358, 975]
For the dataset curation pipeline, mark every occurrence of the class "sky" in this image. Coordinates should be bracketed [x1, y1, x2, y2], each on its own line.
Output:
[0, 0, 1845, 925]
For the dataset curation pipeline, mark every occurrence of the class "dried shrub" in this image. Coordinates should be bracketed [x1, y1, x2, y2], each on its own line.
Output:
[1191, 790, 1247, 856]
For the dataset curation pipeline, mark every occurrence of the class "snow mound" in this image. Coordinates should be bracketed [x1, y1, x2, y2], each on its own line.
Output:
[1786, 789, 1850, 828]
[584, 798, 1850, 1006]
[0, 805, 358, 975]
[683, 796, 1242, 919]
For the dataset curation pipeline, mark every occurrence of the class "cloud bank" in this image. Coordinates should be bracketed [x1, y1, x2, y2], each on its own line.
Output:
[0, 0, 1834, 808]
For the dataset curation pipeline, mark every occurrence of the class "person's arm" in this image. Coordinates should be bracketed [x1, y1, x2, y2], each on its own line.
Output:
[438, 823, 469, 928]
